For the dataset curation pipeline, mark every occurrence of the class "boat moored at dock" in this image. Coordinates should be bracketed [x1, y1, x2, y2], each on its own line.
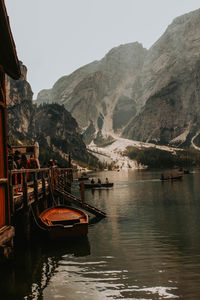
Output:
[39, 205, 89, 239]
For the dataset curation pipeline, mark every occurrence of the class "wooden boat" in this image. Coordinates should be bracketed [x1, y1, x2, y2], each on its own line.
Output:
[78, 176, 89, 181]
[80, 182, 114, 189]
[160, 175, 182, 181]
[39, 205, 88, 239]
[160, 177, 170, 181]
[183, 170, 190, 174]
[170, 175, 182, 180]
[101, 183, 114, 187]
[178, 169, 190, 174]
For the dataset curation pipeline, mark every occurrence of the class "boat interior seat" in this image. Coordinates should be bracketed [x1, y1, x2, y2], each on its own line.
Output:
[52, 218, 80, 225]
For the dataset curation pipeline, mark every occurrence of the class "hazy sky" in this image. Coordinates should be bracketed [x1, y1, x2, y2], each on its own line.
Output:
[5, 0, 200, 98]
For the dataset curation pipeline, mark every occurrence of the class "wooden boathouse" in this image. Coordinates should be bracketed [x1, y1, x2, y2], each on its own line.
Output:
[0, 0, 21, 261]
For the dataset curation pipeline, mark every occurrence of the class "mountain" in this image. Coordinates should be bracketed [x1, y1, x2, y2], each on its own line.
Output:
[6, 62, 94, 166]
[36, 42, 147, 144]
[123, 9, 200, 147]
[36, 8, 200, 149]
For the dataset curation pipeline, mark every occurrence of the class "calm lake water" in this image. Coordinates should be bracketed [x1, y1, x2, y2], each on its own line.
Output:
[2, 169, 200, 299]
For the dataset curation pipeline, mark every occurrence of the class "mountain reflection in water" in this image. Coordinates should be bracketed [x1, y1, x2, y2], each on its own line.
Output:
[2, 170, 200, 299]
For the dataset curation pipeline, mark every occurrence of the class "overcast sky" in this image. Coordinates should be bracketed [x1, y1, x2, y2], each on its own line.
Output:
[5, 0, 200, 98]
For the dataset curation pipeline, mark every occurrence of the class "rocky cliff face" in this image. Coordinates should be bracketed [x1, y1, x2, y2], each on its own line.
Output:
[36, 43, 147, 142]
[6, 62, 92, 165]
[33, 103, 90, 163]
[36, 8, 200, 148]
[123, 9, 200, 147]
[6, 62, 33, 138]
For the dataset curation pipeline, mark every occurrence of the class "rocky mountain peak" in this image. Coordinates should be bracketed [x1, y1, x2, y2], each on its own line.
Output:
[123, 8, 200, 147]
[101, 42, 147, 72]
[36, 8, 200, 148]
[36, 42, 147, 142]
[6, 61, 33, 107]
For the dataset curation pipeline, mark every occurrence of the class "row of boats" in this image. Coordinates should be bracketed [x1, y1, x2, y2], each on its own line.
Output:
[38, 171, 187, 240]
[160, 170, 191, 181]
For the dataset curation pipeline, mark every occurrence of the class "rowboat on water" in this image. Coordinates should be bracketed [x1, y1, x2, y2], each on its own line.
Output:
[78, 176, 89, 181]
[80, 182, 114, 189]
[160, 175, 182, 181]
[39, 205, 88, 239]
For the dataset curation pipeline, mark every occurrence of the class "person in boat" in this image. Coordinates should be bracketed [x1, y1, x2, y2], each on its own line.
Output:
[97, 178, 101, 184]
[91, 178, 95, 184]
[170, 173, 174, 178]
[105, 177, 109, 184]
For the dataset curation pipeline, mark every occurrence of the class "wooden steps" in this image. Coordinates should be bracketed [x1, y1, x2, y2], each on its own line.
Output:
[54, 183, 106, 219]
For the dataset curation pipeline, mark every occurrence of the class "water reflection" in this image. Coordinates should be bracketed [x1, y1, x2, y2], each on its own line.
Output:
[0, 237, 90, 300]
[2, 170, 200, 299]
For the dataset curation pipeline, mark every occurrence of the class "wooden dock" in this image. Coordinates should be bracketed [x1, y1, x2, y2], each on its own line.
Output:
[0, 166, 107, 262]
[10, 167, 106, 227]
[55, 181, 106, 219]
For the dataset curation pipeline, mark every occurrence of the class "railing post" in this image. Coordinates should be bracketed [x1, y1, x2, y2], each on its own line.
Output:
[54, 167, 58, 188]
[22, 171, 31, 241]
[33, 171, 38, 203]
[50, 167, 54, 193]
[22, 172, 28, 208]
[41, 171, 47, 209]
[9, 171, 14, 218]
[42, 171, 46, 199]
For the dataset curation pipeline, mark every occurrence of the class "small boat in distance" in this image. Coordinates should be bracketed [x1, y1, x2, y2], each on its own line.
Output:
[178, 168, 191, 174]
[160, 175, 182, 181]
[78, 176, 89, 181]
[183, 170, 190, 174]
[39, 205, 88, 239]
[80, 182, 114, 189]
[78, 172, 90, 181]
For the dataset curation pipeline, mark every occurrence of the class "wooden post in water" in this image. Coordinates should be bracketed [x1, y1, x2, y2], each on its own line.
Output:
[34, 171, 41, 215]
[22, 171, 30, 241]
[41, 171, 47, 209]
[80, 182, 85, 207]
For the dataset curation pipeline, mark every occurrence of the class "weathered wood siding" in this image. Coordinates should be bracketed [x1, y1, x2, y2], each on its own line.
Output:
[0, 69, 9, 227]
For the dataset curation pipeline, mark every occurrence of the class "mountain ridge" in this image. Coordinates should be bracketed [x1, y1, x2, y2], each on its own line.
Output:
[36, 8, 200, 148]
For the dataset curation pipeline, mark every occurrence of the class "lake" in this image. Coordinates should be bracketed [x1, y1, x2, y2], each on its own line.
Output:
[2, 169, 200, 299]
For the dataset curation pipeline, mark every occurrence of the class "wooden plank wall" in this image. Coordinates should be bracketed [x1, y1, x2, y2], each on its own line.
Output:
[0, 67, 9, 227]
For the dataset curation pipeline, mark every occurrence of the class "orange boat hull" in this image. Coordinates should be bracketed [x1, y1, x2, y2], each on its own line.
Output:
[39, 206, 88, 239]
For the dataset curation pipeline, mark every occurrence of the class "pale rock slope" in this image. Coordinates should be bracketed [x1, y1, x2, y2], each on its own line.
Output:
[88, 135, 181, 170]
